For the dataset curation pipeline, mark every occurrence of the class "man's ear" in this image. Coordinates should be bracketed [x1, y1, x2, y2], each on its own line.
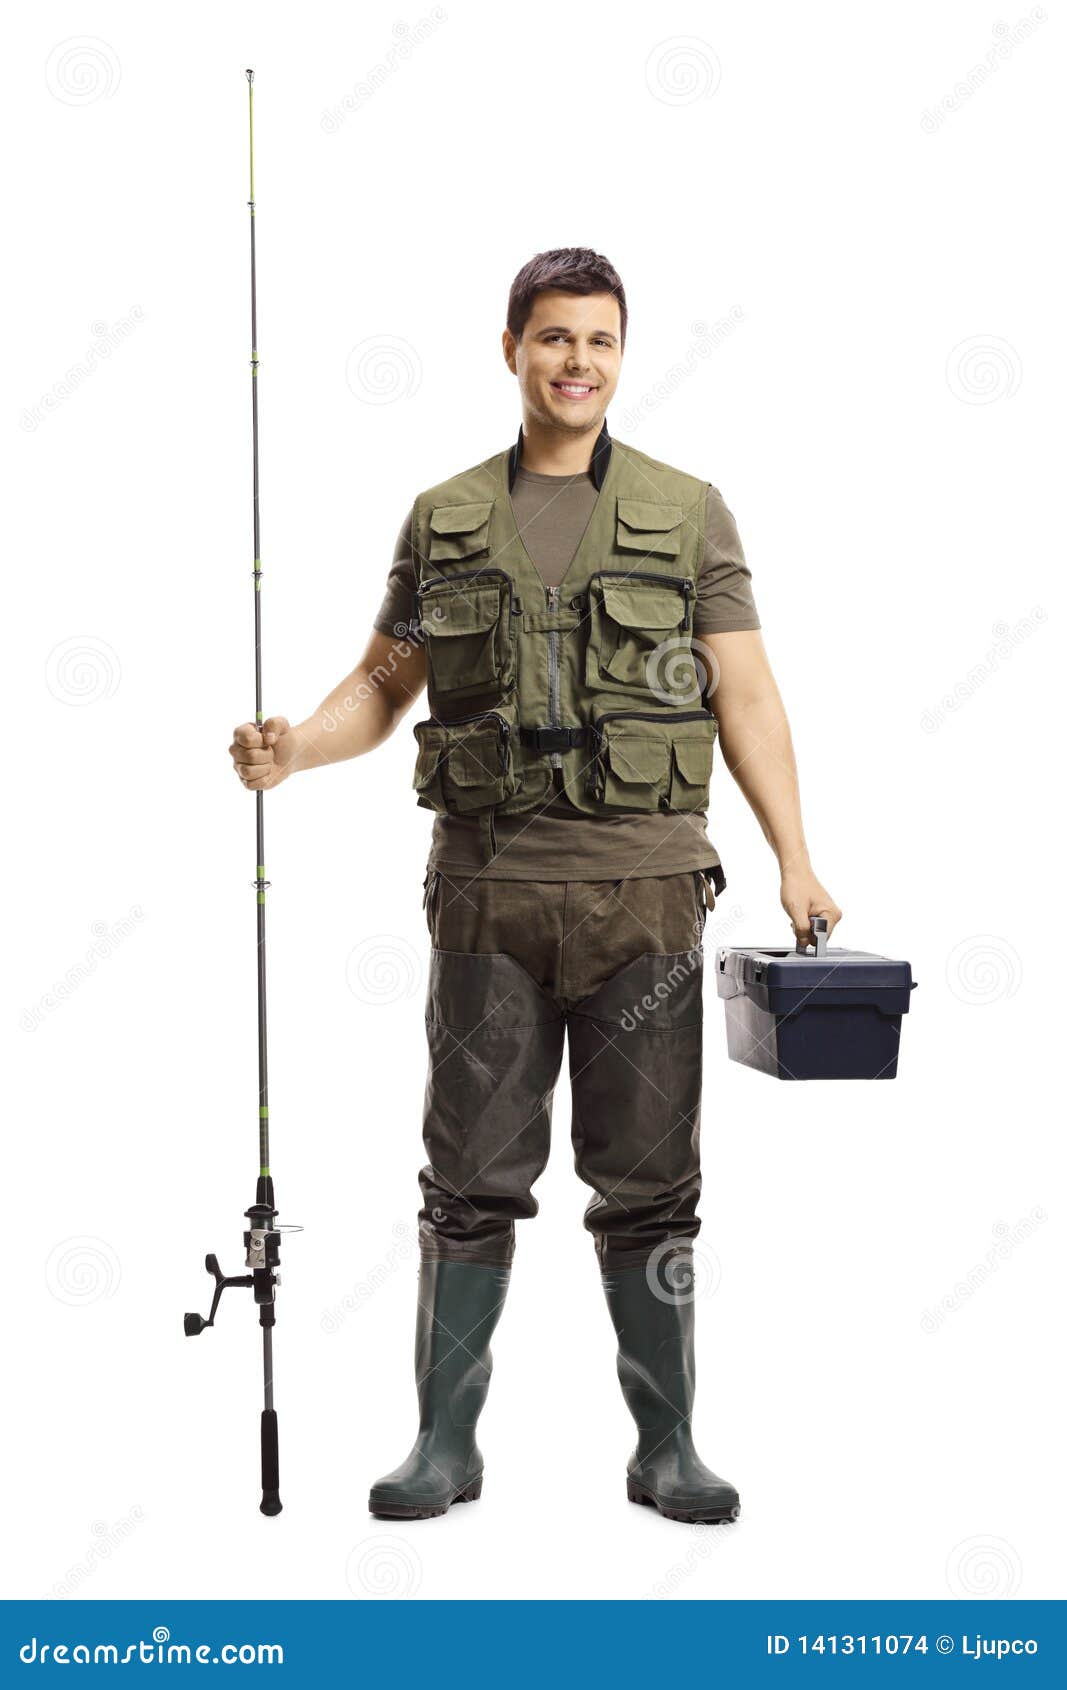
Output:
[501, 328, 518, 374]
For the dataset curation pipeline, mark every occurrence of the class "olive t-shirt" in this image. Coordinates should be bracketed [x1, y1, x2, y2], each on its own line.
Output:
[373, 466, 760, 881]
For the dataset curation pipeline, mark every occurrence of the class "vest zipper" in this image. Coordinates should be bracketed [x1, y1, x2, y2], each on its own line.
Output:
[417, 566, 512, 596]
[431, 708, 511, 746]
[546, 585, 563, 770]
[592, 707, 709, 733]
[593, 571, 694, 589]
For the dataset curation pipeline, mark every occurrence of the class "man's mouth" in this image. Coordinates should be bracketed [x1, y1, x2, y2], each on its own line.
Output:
[550, 381, 598, 401]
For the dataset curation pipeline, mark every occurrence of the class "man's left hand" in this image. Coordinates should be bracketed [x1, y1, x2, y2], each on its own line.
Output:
[780, 868, 842, 948]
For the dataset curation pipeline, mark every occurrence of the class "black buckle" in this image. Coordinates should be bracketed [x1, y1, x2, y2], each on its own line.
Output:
[519, 725, 588, 754]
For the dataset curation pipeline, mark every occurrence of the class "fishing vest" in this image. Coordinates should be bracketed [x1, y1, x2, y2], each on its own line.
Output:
[409, 437, 718, 862]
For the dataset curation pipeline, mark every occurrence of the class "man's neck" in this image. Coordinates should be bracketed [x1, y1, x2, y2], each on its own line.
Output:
[518, 414, 604, 477]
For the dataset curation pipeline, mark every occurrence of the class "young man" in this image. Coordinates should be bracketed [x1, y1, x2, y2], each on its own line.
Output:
[229, 249, 841, 1525]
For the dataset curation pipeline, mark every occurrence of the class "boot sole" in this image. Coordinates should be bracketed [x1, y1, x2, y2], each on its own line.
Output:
[368, 1475, 483, 1521]
[626, 1480, 739, 1524]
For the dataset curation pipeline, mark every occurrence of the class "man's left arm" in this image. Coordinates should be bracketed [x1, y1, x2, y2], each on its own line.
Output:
[694, 629, 842, 946]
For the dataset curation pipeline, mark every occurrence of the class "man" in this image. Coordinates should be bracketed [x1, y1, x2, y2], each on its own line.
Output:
[229, 249, 841, 1525]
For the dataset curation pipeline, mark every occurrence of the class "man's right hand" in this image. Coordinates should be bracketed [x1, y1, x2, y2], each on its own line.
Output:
[229, 716, 298, 791]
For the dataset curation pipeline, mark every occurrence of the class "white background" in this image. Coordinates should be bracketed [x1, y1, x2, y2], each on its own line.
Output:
[5, 0, 1063, 1603]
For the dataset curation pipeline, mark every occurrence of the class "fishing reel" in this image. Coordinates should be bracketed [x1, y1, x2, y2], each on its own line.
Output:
[184, 1178, 301, 1517]
[183, 1196, 282, 1337]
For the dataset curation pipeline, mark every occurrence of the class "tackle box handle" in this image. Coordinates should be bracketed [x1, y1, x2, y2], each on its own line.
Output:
[796, 916, 829, 958]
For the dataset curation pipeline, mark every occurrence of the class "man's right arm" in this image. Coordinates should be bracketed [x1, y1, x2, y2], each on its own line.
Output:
[229, 507, 426, 790]
[229, 630, 427, 790]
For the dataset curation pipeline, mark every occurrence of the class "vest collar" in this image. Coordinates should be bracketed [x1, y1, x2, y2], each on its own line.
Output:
[507, 420, 612, 492]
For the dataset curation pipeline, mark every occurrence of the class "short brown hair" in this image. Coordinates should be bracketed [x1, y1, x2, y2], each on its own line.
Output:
[507, 248, 627, 347]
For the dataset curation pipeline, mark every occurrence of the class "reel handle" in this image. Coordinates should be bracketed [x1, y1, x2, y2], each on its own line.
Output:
[183, 1253, 253, 1335]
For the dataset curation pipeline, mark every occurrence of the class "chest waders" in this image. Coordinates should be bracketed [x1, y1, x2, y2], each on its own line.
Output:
[370, 442, 739, 1525]
[183, 72, 294, 1518]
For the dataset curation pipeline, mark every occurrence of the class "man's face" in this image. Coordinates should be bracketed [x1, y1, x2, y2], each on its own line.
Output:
[503, 289, 622, 436]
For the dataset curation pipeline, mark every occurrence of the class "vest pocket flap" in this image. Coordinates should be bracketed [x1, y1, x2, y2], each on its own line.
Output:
[447, 734, 502, 786]
[617, 499, 683, 533]
[616, 499, 684, 555]
[429, 501, 493, 536]
[667, 719, 717, 811]
[601, 581, 687, 631]
[427, 502, 493, 562]
[423, 586, 502, 637]
[672, 736, 714, 786]
[606, 733, 671, 785]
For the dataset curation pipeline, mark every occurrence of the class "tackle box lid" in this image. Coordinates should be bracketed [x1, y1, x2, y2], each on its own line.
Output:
[716, 919, 915, 1003]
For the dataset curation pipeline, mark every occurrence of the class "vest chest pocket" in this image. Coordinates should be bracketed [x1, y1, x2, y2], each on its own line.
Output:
[418, 571, 515, 708]
[615, 499, 684, 559]
[585, 572, 697, 697]
[426, 501, 493, 564]
[412, 713, 517, 814]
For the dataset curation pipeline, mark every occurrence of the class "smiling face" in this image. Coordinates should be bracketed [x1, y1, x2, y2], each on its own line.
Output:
[503, 289, 623, 438]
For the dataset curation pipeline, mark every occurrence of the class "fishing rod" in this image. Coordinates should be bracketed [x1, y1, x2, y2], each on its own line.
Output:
[184, 68, 292, 1518]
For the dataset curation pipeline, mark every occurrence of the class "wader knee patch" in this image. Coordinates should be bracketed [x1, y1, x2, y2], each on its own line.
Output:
[427, 949, 563, 1030]
[420, 950, 565, 1258]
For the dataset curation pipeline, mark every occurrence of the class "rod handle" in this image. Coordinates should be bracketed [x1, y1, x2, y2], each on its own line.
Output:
[260, 1408, 282, 1515]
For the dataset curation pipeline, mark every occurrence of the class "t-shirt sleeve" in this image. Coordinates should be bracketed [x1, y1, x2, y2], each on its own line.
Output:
[372, 506, 419, 637]
[693, 485, 761, 635]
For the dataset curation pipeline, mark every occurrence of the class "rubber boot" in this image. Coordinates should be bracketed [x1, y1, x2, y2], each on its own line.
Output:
[602, 1260, 740, 1524]
[368, 1259, 510, 1520]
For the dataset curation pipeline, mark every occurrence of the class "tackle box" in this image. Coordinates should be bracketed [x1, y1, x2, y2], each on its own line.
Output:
[715, 919, 916, 1080]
